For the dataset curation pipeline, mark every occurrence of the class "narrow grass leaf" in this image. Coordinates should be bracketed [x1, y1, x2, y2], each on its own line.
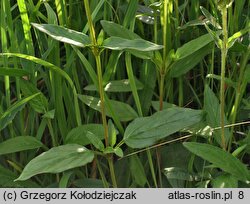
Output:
[59, 172, 73, 188]
[175, 33, 215, 60]
[17, 0, 34, 55]
[16, 144, 94, 181]
[169, 44, 213, 78]
[0, 67, 30, 77]
[31, 23, 91, 47]
[206, 74, 237, 89]
[204, 24, 222, 49]
[123, 0, 138, 28]
[178, 19, 204, 30]
[200, 6, 222, 29]
[212, 174, 238, 188]
[103, 51, 123, 82]
[65, 124, 104, 146]
[0, 136, 44, 155]
[124, 107, 203, 148]
[20, 79, 48, 114]
[0, 93, 40, 131]
[130, 155, 147, 187]
[82, 0, 105, 33]
[42, 109, 55, 119]
[0, 165, 39, 187]
[102, 37, 164, 51]
[183, 142, 250, 182]
[227, 26, 250, 49]
[0, 53, 81, 126]
[78, 95, 138, 122]
[139, 61, 156, 115]
[204, 85, 230, 145]
[72, 47, 98, 85]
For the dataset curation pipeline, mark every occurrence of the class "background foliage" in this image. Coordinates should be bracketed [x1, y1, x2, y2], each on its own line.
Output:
[0, 0, 249, 188]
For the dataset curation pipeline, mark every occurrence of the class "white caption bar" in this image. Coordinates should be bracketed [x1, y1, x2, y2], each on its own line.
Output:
[0, 188, 249, 204]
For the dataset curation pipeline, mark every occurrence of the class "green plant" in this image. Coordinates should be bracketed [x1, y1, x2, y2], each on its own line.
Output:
[0, 0, 249, 188]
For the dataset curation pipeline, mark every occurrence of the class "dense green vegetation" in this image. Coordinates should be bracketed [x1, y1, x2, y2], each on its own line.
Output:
[0, 0, 249, 188]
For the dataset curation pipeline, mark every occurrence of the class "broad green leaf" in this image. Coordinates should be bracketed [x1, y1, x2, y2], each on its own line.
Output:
[128, 49, 154, 59]
[101, 20, 140, 39]
[0, 93, 40, 131]
[73, 178, 105, 188]
[151, 101, 176, 111]
[65, 124, 104, 146]
[16, 144, 94, 181]
[0, 67, 30, 77]
[114, 147, 124, 158]
[124, 107, 203, 148]
[31, 23, 91, 47]
[200, 6, 222, 29]
[108, 120, 117, 147]
[102, 147, 123, 157]
[164, 167, 199, 181]
[20, 79, 48, 114]
[86, 131, 104, 151]
[84, 79, 144, 92]
[103, 147, 115, 154]
[78, 95, 138, 122]
[169, 44, 213, 78]
[130, 155, 147, 187]
[204, 85, 230, 145]
[183, 142, 250, 182]
[136, 5, 158, 25]
[212, 174, 238, 188]
[0, 136, 44, 155]
[102, 37, 163, 52]
[97, 29, 104, 45]
[136, 14, 155, 25]
[175, 33, 215, 60]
